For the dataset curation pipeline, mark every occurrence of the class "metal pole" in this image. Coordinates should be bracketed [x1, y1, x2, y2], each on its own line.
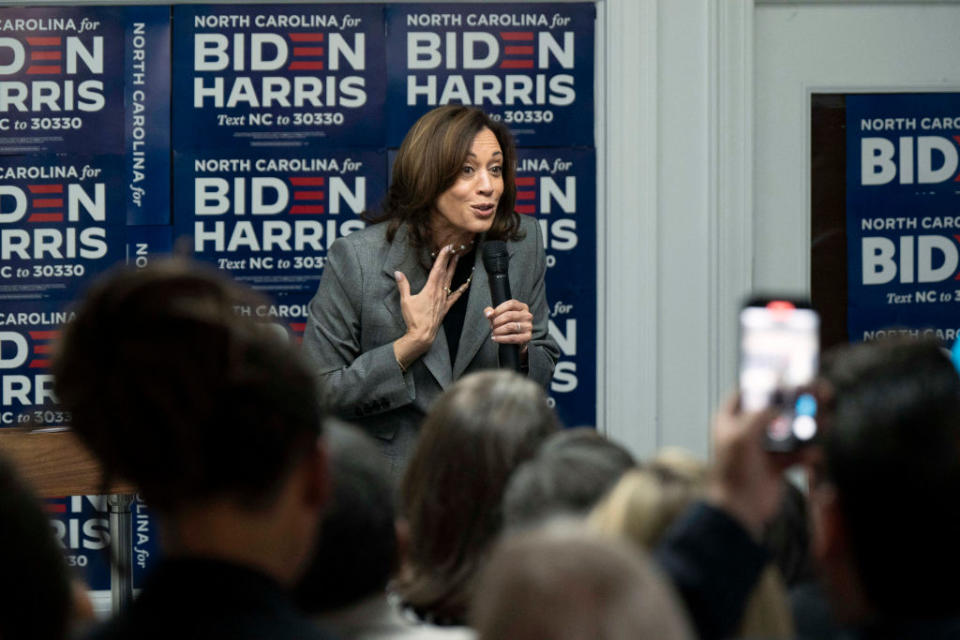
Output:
[108, 493, 134, 614]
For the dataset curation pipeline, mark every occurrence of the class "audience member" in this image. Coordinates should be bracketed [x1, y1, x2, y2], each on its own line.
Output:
[811, 337, 960, 638]
[635, 395, 795, 640]
[471, 522, 694, 640]
[52, 259, 333, 640]
[588, 448, 706, 545]
[395, 371, 557, 625]
[590, 450, 794, 639]
[0, 453, 72, 640]
[764, 480, 847, 639]
[295, 420, 473, 639]
[502, 427, 636, 530]
[763, 479, 814, 588]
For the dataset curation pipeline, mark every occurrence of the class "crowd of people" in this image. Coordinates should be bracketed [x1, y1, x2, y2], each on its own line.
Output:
[0, 257, 958, 640]
[1, 104, 959, 639]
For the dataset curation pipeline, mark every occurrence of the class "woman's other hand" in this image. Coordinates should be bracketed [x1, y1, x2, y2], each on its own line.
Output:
[484, 300, 533, 355]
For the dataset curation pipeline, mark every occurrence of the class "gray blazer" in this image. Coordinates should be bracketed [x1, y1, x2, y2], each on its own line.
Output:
[303, 214, 559, 459]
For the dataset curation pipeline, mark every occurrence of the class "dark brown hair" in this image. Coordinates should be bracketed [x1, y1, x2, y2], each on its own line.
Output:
[818, 336, 960, 616]
[52, 258, 322, 513]
[396, 371, 557, 624]
[376, 105, 522, 260]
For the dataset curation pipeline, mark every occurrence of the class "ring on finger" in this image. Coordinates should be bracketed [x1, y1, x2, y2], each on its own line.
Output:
[515, 321, 521, 334]
[444, 287, 453, 296]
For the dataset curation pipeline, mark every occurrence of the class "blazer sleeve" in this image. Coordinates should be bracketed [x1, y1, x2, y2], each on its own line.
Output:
[302, 237, 416, 419]
[524, 220, 560, 388]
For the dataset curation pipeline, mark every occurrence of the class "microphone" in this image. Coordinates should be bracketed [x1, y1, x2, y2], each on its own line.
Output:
[482, 241, 521, 372]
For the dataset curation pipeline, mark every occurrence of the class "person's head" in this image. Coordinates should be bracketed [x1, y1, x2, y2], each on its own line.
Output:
[471, 521, 694, 640]
[295, 420, 396, 613]
[503, 427, 636, 530]
[590, 451, 794, 638]
[588, 449, 705, 548]
[814, 336, 960, 619]
[52, 260, 326, 554]
[397, 370, 558, 623]
[383, 105, 520, 252]
[0, 454, 72, 640]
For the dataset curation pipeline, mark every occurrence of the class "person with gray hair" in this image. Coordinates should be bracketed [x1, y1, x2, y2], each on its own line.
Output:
[471, 523, 694, 640]
[502, 427, 636, 530]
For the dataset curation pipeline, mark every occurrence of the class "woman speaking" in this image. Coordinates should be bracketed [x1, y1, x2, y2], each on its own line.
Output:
[303, 105, 559, 474]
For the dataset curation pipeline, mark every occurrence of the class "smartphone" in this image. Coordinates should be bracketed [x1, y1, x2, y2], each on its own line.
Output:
[739, 297, 820, 451]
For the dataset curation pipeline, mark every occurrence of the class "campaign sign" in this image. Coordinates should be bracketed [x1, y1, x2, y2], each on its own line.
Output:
[173, 149, 386, 294]
[45, 495, 111, 591]
[172, 4, 385, 152]
[846, 93, 960, 346]
[0, 154, 126, 300]
[125, 225, 173, 270]
[0, 6, 170, 158]
[234, 289, 314, 344]
[45, 493, 158, 593]
[517, 147, 595, 427]
[0, 298, 72, 427]
[385, 3, 595, 147]
[131, 495, 160, 587]
[124, 6, 171, 226]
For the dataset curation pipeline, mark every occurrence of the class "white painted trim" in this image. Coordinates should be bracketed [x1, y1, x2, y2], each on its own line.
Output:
[602, 0, 659, 457]
[713, 0, 755, 424]
[594, 0, 607, 433]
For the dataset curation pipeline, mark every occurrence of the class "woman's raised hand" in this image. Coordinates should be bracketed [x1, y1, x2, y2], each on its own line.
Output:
[393, 245, 470, 365]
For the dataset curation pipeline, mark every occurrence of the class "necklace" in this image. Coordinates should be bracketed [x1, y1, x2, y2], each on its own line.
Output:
[430, 239, 475, 260]
[444, 268, 475, 297]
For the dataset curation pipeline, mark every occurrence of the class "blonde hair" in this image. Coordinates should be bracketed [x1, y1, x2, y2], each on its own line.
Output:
[588, 448, 794, 639]
[588, 449, 705, 546]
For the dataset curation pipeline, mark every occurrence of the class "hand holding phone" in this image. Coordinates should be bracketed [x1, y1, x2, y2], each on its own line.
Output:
[739, 298, 820, 451]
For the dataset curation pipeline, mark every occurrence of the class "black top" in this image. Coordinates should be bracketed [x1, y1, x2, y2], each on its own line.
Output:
[442, 247, 476, 367]
[85, 557, 338, 640]
[654, 502, 768, 640]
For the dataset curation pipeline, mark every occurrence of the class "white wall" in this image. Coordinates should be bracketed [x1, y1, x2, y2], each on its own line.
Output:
[603, 0, 752, 459]
[601, 0, 960, 460]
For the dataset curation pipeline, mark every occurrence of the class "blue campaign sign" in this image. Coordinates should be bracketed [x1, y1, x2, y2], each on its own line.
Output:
[385, 3, 595, 148]
[173, 149, 387, 294]
[131, 495, 161, 588]
[0, 6, 170, 160]
[233, 289, 315, 344]
[46, 494, 159, 593]
[0, 154, 126, 300]
[0, 298, 73, 427]
[172, 4, 386, 152]
[517, 147, 596, 427]
[123, 6, 171, 225]
[125, 225, 173, 269]
[45, 495, 111, 591]
[846, 93, 960, 346]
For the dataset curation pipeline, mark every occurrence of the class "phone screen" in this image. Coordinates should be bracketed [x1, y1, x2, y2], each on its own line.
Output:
[739, 300, 820, 447]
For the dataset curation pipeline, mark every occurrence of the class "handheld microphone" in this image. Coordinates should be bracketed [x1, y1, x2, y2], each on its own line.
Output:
[482, 241, 521, 372]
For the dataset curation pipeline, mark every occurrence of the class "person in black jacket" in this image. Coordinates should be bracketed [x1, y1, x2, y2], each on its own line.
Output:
[53, 259, 335, 640]
[810, 337, 960, 639]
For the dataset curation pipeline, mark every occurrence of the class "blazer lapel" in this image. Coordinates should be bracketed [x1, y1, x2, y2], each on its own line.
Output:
[381, 224, 453, 390]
